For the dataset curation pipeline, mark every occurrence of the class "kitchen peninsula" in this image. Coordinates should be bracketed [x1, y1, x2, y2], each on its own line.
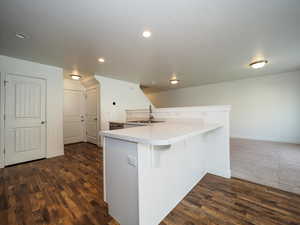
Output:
[100, 106, 231, 225]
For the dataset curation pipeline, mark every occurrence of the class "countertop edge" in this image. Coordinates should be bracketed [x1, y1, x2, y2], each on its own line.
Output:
[100, 124, 222, 145]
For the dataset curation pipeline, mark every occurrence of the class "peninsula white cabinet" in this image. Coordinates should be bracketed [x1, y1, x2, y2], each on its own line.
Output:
[101, 106, 231, 225]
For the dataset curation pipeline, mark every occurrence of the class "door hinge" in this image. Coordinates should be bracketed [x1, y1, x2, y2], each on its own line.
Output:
[4, 80, 8, 86]
[3, 114, 5, 120]
[3, 148, 5, 154]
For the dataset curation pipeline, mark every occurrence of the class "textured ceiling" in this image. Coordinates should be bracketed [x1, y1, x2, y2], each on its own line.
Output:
[0, 0, 300, 92]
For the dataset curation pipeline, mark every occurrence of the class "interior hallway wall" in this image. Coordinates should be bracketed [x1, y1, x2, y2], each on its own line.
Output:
[147, 70, 300, 144]
[64, 78, 85, 91]
[95, 75, 151, 132]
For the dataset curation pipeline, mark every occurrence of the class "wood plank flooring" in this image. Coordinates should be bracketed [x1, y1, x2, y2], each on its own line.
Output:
[1, 143, 300, 225]
[0, 143, 114, 225]
[160, 175, 300, 225]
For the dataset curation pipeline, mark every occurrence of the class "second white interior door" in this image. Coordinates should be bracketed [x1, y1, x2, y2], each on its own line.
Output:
[86, 87, 98, 145]
[63, 90, 85, 144]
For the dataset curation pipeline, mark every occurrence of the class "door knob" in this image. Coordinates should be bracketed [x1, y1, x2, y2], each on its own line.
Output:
[94, 118, 97, 121]
[41, 121, 46, 124]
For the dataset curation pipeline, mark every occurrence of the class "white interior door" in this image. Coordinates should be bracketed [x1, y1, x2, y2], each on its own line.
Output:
[5, 74, 46, 166]
[86, 87, 99, 145]
[63, 90, 85, 144]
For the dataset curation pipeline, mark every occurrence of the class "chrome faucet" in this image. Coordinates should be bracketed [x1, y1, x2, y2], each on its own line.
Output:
[149, 105, 154, 123]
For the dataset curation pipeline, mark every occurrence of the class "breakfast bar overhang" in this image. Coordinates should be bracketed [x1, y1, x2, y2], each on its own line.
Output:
[100, 106, 231, 225]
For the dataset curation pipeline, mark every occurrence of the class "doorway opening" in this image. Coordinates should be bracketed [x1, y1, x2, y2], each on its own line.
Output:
[63, 75, 100, 146]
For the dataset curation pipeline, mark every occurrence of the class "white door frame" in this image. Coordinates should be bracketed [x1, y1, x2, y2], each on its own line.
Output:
[97, 84, 101, 146]
[0, 72, 5, 168]
[0, 72, 47, 167]
[63, 88, 86, 144]
[85, 84, 101, 146]
[62, 80, 101, 146]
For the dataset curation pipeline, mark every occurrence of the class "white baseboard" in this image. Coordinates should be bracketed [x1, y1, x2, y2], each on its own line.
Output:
[47, 151, 64, 158]
[208, 169, 231, 179]
[231, 136, 300, 145]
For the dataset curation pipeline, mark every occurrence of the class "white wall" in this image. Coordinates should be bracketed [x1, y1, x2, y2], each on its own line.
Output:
[148, 71, 300, 144]
[64, 78, 85, 91]
[95, 75, 151, 131]
[0, 55, 64, 168]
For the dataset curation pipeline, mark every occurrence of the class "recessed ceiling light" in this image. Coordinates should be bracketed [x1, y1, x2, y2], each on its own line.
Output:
[170, 79, 179, 85]
[15, 33, 29, 39]
[98, 58, 105, 63]
[142, 30, 152, 38]
[249, 60, 268, 69]
[70, 74, 81, 80]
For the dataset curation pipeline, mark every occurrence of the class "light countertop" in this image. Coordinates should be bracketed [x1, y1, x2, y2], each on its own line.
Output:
[100, 121, 222, 145]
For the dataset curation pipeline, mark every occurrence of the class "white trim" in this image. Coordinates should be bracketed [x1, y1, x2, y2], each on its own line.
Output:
[96, 84, 101, 146]
[231, 136, 300, 145]
[46, 151, 64, 158]
[103, 137, 106, 202]
[0, 72, 4, 168]
[83, 78, 101, 145]
[208, 169, 231, 179]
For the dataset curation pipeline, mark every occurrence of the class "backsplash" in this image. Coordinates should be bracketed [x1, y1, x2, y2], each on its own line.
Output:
[126, 105, 231, 125]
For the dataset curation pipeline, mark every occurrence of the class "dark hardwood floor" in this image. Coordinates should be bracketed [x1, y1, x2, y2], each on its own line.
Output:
[160, 175, 300, 225]
[1, 143, 300, 225]
[0, 143, 114, 225]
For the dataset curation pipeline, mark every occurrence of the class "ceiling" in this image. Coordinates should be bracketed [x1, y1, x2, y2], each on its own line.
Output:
[0, 0, 300, 92]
